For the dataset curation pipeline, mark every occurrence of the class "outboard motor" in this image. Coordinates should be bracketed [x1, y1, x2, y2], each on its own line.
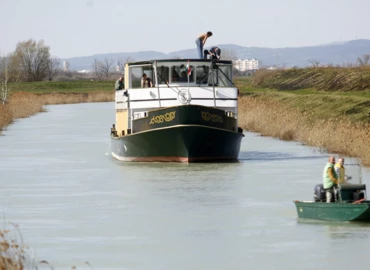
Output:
[353, 191, 365, 201]
[314, 184, 326, 202]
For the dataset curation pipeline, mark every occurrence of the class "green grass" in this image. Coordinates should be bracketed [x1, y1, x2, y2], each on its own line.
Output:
[9, 80, 115, 93]
[235, 75, 370, 124]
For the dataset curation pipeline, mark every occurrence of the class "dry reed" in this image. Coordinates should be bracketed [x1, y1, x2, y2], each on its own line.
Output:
[0, 106, 13, 131]
[238, 95, 370, 165]
[0, 224, 38, 270]
[0, 91, 114, 132]
[40, 91, 114, 105]
[1, 224, 92, 269]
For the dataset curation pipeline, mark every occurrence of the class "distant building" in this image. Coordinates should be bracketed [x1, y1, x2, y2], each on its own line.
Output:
[77, 70, 91, 74]
[63, 61, 69, 72]
[233, 59, 261, 71]
[116, 65, 120, 72]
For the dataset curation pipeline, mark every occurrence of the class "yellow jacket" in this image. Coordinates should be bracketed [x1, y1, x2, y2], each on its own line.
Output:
[334, 163, 345, 184]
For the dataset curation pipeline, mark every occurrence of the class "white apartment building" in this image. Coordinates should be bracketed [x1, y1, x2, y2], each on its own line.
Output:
[233, 59, 261, 71]
[63, 61, 69, 72]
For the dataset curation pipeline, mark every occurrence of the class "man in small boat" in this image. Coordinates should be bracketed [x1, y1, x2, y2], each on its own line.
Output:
[115, 76, 124, 90]
[195, 31, 213, 59]
[323, 156, 339, 202]
[141, 73, 153, 88]
[334, 157, 347, 184]
[203, 46, 221, 60]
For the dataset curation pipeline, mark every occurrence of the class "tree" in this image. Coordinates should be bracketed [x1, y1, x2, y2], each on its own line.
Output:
[95, 57, 114, 78]
[117, 57, 134, 74]
[46, 58, 61, 81]
[0, 54, 20, 105]
[14, 39, 51, 81]
[308, 59, 320, 67]
[357, 54, 370, 67]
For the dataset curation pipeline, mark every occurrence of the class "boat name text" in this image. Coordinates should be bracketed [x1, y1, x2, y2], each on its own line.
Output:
[149, 111, 176, 124]
[201, 111, 223, 123]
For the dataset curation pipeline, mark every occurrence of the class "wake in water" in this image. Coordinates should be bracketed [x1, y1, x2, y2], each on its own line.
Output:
[105, 141, 111, 155]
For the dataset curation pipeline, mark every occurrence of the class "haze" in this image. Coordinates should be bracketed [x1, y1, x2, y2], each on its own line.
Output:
[0, 0, 369, 58]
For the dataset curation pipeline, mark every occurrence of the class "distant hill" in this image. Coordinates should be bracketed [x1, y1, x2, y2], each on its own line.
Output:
[64, 39, 370, 71]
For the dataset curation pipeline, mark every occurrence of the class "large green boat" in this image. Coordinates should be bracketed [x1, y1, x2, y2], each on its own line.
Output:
[294, 183, 370, 222]
[110, 59, 244, 162]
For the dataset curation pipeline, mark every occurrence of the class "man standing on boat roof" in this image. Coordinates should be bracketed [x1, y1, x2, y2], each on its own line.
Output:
[115, 76, 124, 90]
[323, 156, 339, 203]
[195, 31, 213, 59]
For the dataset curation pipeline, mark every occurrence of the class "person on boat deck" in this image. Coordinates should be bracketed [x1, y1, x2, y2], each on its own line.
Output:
[204, 46, 221, 60]
[195, 31, 213, 59]
[115, 76, 124, 90]
[334, 157, 347, 184]
[141, 73, 153, 88]
[323, 156, 339, 203]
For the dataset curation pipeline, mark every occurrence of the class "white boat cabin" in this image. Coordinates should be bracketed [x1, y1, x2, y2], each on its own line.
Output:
[114, 59, 239, 135]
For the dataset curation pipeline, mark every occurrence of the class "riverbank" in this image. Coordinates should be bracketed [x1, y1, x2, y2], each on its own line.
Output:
[1, 80, 114, 132]
[0, 91, 114, 132]
[235, 68, 370, 165]
[2, 75, 370, 165]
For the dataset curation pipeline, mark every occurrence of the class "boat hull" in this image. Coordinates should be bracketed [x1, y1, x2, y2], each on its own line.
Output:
[111, 124, 243, 162]
[294, 201, 370, 222]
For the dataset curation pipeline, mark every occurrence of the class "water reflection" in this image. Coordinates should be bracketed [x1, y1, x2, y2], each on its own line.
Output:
[239, 150, 325, 162]
[297, 219, 370, 239]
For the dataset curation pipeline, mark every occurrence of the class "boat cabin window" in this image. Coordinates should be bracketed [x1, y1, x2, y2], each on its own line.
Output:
[157, 65, 169, 84]
[208, 65, 233, 87]
[130, 65, 155, 88]
[196, 65, 209, 84]
[171, 65, 194, 83]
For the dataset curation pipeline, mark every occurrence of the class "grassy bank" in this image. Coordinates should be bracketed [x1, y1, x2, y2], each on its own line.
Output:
[251, 67, 370, 91]
[235, 68, 370, 165]
[9, 80, 114, 93]
[2, 74, 370, 165]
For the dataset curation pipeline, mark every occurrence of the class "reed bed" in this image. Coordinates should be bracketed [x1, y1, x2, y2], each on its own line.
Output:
[0, 226, 38, 270]
[0, 92, 45, 132]
[0, 91, 114, 132]
[0, 106, 12, 131]
[0, 225, 90, 269]
[40, 91, 114, 105]
[238, 95, 370, 165]
[252, 67, 370, 91]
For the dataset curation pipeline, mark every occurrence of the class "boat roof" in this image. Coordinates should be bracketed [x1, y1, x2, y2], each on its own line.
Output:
[127, 59, 233, 66]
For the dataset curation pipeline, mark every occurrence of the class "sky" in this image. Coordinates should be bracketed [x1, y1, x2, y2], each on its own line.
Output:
[1, 0, 369, 59]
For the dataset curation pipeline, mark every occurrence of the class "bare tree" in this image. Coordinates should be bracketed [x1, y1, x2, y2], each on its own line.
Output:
[357, 54, 370, 67]
[0, 54, 20, 105]
[46, 57, 61, 81]
[96, 57, 114, 78]
[308, 59, 320, 67]
[92, 59, 98, 78]
[117, 57, 134, 74]
[14, 39, 51, 81]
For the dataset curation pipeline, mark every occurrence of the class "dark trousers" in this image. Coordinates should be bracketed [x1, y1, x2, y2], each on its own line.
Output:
[203, 50, 217, 59]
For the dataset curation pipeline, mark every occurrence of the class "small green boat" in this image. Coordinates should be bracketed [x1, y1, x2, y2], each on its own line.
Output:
[294, 183, 370, 222]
